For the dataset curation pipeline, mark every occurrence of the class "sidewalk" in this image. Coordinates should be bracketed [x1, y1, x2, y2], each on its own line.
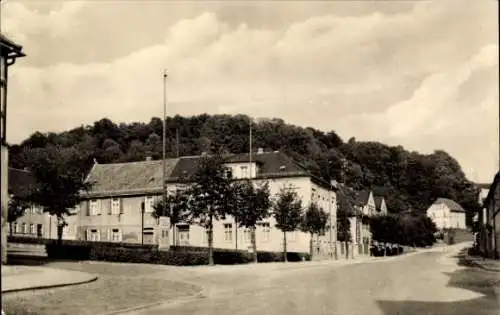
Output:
[177, 246, 433, 276]
[2, 265, 98, 293]
[462, 255, 500, 272]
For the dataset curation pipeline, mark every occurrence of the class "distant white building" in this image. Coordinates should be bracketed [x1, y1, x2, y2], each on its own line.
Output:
[426, 198, 467, 230]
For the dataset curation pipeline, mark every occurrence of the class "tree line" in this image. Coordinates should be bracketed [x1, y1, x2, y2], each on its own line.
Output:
[8, 114, 469, 257]
[9, 114, 479, 223]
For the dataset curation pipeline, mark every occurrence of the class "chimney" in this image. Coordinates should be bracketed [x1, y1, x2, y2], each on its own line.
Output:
[145, 156, 152, 161]
[257, 148, 264, 154]
[330, 180, 338, 189]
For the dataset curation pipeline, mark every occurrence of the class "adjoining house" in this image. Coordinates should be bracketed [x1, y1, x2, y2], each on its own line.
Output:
[479, 173, 500, 259]
[475, 183, 490, 250]
[350, 190, 376, 257]
[6, 168, 61, 240]
[374, 196, 388, 216]
[77, 157, 179, 245]
[426, 198, 467, 230]
[75, 150, 339, 256]
[1, 34, 26, 264]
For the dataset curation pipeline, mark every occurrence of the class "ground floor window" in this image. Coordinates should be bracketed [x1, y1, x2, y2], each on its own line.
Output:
[224, 223, 233, 242]
[243, 228, 251, 243]
[37, 224, 43, 237]
[87, 229, 100, 241]
[261, 222, 270, 241]
[111, 228, 122, 241]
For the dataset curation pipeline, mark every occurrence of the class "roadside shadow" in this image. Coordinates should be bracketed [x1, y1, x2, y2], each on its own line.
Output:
[376, 251, 500, 315]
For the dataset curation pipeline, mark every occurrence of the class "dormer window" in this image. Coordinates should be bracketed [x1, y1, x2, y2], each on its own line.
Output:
[280, 165, 286, 172]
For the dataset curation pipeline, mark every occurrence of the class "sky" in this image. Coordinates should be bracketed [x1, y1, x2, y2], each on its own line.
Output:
[1, 0, 498, 183]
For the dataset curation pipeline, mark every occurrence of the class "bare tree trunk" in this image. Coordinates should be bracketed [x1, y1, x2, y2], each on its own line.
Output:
[235, 219, 238, 250]
[172, 225, 176, 247]
[9, 222, 12, 236]
[251, 226, 258, 263]
[309, 232, 314, 259]
[57, 224, 63, 245]
[208, 214, 214, 265]
[345, 241, 349, 259]
[283, 232, 288, 262]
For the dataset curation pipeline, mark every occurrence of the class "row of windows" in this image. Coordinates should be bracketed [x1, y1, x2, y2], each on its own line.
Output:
[87, 196, 156, 216]
[85, 228, 123, 242]
[311, 188, 336, 203]
[10, 223, 43, 236]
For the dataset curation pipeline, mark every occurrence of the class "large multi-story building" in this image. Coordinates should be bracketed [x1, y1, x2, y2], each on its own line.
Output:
[75, 150, 339, 256]
[1, 34, 26, 263]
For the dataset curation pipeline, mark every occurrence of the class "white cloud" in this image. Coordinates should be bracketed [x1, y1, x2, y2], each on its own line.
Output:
[3, 0, 498, 182]
[2, 1, 87, 41]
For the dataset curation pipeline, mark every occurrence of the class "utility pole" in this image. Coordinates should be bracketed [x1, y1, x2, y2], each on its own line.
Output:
[162, 70, 168, 243]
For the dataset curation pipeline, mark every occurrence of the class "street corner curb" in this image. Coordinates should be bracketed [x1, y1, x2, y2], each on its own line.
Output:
[1, 276, 99, 294]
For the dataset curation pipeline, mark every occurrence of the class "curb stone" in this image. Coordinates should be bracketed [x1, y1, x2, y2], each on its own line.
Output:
[463, 256, 500, 273]
[1, 276, 99, 294]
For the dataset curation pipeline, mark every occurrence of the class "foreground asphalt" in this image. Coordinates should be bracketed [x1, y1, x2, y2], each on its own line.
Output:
[126, 246, 499, 315]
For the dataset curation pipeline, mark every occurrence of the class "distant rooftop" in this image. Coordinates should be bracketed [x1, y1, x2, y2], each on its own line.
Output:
[433, 197, 465, 213]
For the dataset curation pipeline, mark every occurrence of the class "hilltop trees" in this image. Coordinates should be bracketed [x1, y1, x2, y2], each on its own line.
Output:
[8, 114, 477, 224]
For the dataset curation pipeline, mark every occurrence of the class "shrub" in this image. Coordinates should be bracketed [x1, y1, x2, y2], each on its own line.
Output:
[7, 235, 47, 245]
[43, 241, 310, 265]
[45, 243, 92, 260]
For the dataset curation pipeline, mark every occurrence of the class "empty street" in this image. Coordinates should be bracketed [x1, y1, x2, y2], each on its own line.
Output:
[125, 246, 499, 315]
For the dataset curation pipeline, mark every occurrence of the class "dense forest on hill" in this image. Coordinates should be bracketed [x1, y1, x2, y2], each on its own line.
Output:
[9, 114, 479, 224]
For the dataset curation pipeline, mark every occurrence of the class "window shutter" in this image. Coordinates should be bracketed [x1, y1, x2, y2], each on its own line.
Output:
[119, 199, 124, 214]
[107, 199, 112, 215]
[85, 229, 90, 241]
[86, 201, 90, 216]
[107, 228, 111, 242]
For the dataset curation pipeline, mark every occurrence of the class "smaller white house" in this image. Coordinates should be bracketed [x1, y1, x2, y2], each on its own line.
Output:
[426, 198, 467, 230]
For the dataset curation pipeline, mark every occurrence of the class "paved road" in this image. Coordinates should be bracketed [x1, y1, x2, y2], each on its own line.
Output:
[127, 247, 499, 315]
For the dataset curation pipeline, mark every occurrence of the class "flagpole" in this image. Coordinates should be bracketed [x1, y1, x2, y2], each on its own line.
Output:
[162, 70, 167, 237]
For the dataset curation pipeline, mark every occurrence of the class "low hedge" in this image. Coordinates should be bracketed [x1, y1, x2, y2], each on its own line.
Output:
[7, 235, 47, 245]
[44, 241, 310, 265]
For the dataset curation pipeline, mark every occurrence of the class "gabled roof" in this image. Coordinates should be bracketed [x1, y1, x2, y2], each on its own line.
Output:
[433, 197, 465, 213]
[168, 151, 308, 182]
[82, 151, 336, 198]
[484, 172, 500, 216]
[8, 168, 37, 198]
[374, 196, 384, 210]
[337, 185, 357, 216]
[476, 183, 491, 189]
[83, 159, 179, 197]
[355, 190, 371, 206]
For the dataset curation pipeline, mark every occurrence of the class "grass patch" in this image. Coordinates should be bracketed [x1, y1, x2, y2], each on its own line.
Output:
[3, 277, 201, 315]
